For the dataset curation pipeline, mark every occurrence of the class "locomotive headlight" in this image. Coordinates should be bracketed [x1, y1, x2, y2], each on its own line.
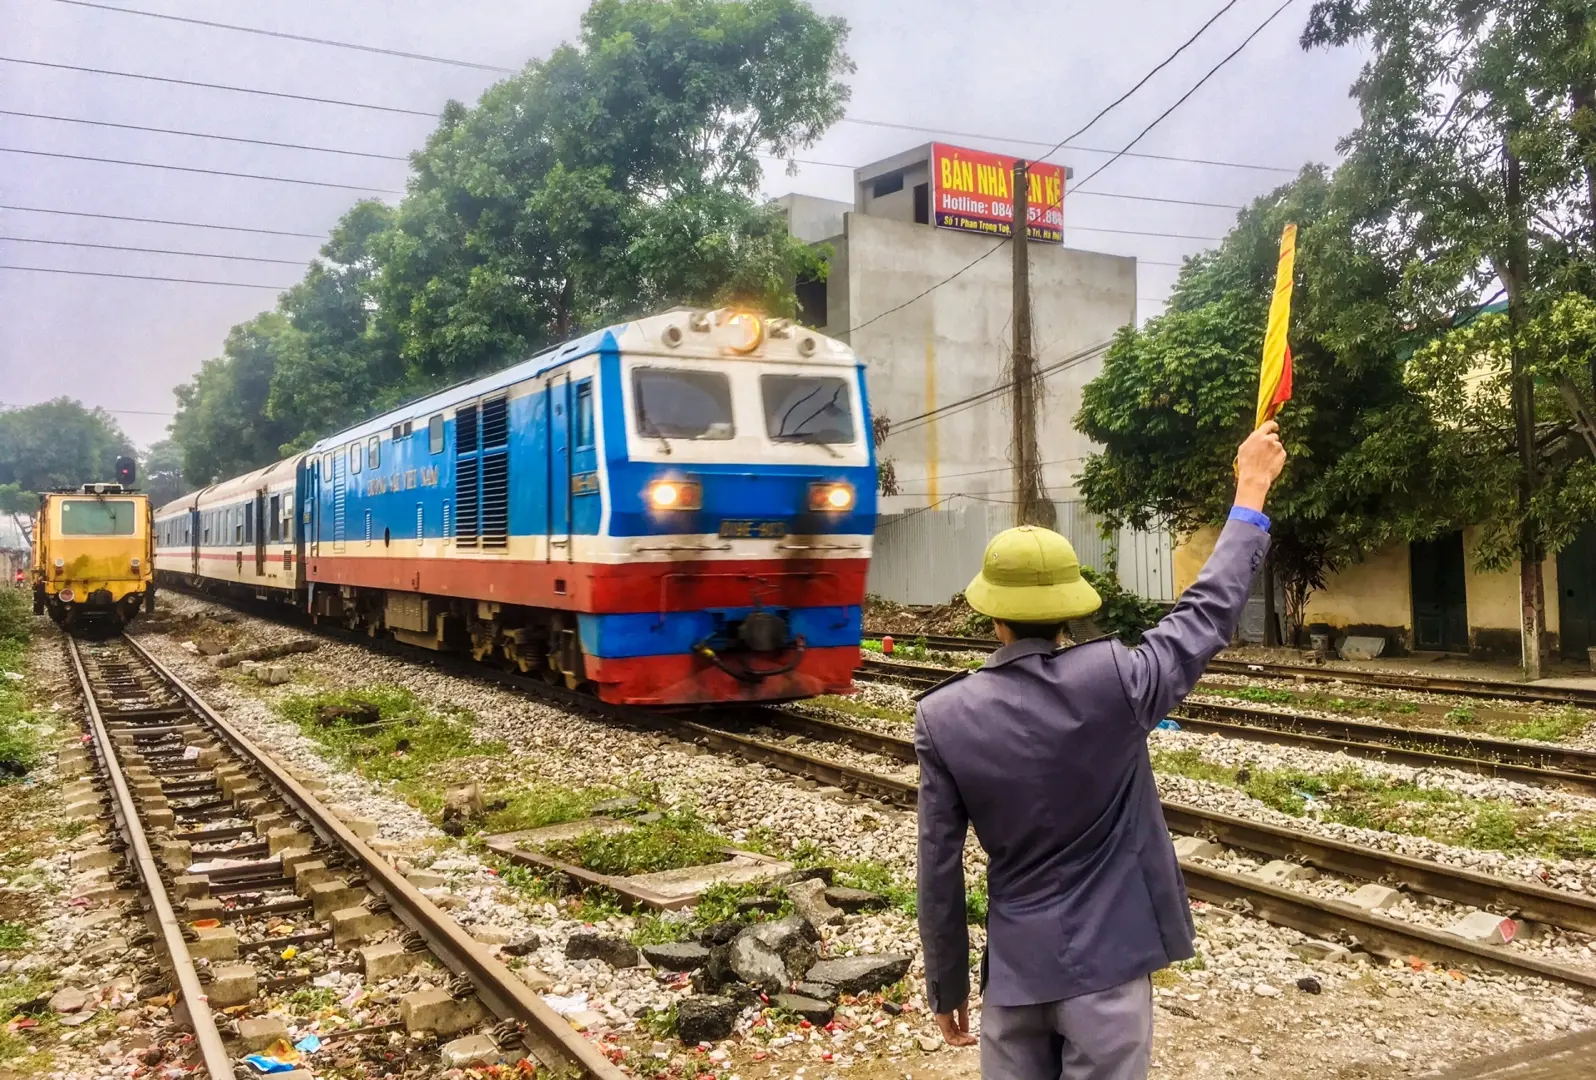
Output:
[809, 482, 855, 512]
[726, 312, 763, 354]
[130, 558, 141, 571]
[53, 558, 64, 569]
[647, 479, 702, 511]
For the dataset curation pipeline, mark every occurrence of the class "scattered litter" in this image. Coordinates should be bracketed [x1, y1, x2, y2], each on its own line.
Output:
[2, 670, 22, 681]
[542, 992, 590, 1016]
[241, 1054, 299, 1074]
[294, 1034, 322, 1055]
[280, 946, 298, 961]
[1155, 718, 1181, 731]
[183, 745, 201, 760]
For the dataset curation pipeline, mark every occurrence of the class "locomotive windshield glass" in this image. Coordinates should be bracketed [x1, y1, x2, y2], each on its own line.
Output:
[61, 499, 137, 536]
[632, 368, 733, 440]
[762, 375, 855, 444]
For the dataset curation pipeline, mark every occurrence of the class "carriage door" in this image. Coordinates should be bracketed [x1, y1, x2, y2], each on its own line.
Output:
[547, 377, 573, 563]
[254, 488, 267, 575]
[189, 508, 200, 576]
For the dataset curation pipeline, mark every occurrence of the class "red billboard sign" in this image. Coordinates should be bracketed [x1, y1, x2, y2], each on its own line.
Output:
[930, 143, 1065, 243]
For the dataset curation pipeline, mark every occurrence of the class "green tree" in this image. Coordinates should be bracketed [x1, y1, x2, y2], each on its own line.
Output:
[140, 438, 189, 509]
[268, 200, 408, 449]
[376, 0, 849, 381]
[0, 398, 134, 494]
[0, 484, 35, 548]
[1076, 169, 1472, 641]
[1303, 0, 1596, 675]
[169, 314, 301, 485]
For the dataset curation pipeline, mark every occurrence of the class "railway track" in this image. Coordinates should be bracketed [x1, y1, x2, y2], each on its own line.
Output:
[64, 633, 628, 1080]
[856, 658, 1596, 794]
[149, 597, 1596, 999]
[862, 633, 1596, 708]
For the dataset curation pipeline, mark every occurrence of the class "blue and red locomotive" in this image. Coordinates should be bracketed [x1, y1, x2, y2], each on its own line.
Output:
[154, 309, 875, 705]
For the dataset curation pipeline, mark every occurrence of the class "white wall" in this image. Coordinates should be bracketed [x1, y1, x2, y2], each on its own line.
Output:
[826, 213, 1136, 515]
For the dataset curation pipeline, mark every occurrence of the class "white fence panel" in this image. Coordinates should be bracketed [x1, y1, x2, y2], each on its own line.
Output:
[869, 498, 1170, 606]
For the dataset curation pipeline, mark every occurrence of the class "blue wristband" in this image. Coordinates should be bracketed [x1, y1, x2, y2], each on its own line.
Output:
[1229, 506, 1271, 533]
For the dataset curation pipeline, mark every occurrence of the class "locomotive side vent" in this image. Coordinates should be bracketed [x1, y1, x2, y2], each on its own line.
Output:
[480, 397, 510, 550]
[455, 404, 480, 547]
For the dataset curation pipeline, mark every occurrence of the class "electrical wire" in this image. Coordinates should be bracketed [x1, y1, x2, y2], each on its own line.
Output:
[1073, 0, 1300, 192]
[0, 110, 410, 160]
[0, 204, 325, 239]
[0, 264, 288, 289]
[47, 0, 519, 73]
[0, 235, 310, 265]
[0, 57, 439, 117]
[834, 0, 1250, 340]
[0, 146, 402, 194]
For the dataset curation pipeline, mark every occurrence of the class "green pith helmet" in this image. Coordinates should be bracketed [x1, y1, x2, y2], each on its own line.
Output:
[964, 526, 1103, 624]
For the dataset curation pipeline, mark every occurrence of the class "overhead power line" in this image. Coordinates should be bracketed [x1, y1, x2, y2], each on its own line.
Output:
[0, 235, 309, 265]
[837, 0, 1247, 340]
[0, 110, 410, 161]
[48, 0, 518, 73]
[0, 399, 174, 417]
[838, 117, 1291, 175]
[0, 57, 439, 117]
[0, 146, 402, 194]
[1075, 0, 1299, 191]
[0, 264, 288, 289]
[0, 204, 325, 239]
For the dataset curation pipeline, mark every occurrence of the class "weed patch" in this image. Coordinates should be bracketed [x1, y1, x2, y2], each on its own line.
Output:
[1154, 747, 1596, 858]
[481, 784, 611, 835]
[630, 881, 796, 945]
[813, 696, 912, 725]
[0, 922, 27, 950]
[277, 686, 503, 793]
[541, 809, 728, 877]
[0, 589, 40, 782]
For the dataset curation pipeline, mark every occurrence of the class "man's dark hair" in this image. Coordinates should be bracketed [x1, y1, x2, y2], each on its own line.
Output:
[996, 619, 1067, 642]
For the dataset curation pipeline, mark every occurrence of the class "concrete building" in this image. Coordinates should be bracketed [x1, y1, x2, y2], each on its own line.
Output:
[777, 145, 1167, 605]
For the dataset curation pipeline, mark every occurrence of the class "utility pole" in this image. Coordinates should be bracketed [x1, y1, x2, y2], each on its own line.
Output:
[1011, 159, 1054, 529]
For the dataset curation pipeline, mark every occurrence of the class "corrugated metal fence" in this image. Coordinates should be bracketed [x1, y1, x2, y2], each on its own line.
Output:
[868, 498, 1176, 606]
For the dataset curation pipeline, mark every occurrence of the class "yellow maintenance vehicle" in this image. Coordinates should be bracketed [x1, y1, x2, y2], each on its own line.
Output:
[32, 458, 155, 632]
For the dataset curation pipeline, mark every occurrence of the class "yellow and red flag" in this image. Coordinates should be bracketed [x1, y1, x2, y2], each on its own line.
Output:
[1255, 223, 1298, 428]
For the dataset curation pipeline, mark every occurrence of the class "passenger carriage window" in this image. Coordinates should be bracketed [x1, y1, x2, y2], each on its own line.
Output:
[575, 383, 595, 448]
[428, 414, 444, 454]
[368, 435, 380, 469]
[761, 374, 856, 444]
[322, 454, 332, 482]
[269, 496, 281, 542]
[632, 368, 733, 440]
[350, 443, 362, 475]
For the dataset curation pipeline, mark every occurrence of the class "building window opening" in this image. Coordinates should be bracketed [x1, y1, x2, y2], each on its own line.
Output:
[796, 275, 828, 329]
[872, 172, 904, 198]
[913, 182, 930, 225]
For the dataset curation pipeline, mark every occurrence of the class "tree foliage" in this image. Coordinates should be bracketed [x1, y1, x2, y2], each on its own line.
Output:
[1076, 169, 1472, 636]
[1302, 0, 1596, 668]
[169, 0, 850, 483]
[0, 398, 133, 494]
[140, 438, 189, 509]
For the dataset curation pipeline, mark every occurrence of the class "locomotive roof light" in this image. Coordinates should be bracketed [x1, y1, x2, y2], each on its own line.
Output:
[808, 482, 855, 512]
[662, 324, 684, 348]
[689, 311, 713, 333]
[766, 318, 793, 339]
[726, 312, 764, 354]
[647, 479, 702, 511]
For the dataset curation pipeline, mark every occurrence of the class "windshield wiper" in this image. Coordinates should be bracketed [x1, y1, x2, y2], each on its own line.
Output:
[784, 432, 842, 458]
[637, 411, 673, 455]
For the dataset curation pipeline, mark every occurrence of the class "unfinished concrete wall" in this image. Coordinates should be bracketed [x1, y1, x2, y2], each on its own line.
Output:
[825, 213, 1136, 513]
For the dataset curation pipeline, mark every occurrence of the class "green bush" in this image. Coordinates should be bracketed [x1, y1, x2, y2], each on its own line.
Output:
[0, 589, 38, 781]
[1079, 567, 1166, 645]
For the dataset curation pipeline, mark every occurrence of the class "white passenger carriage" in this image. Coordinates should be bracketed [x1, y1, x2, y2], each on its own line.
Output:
[153, 457, 304, 598]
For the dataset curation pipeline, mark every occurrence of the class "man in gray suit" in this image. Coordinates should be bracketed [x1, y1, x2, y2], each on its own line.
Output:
[914, 421, 1287, 1079]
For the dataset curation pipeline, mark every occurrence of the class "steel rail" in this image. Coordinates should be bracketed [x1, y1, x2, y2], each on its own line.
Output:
[862, 633, 1596, 708]
[152, 594, 1596, 991]
[739, 709, 1596, 938]
[855, 660, 1596, 790]
[65, 637, 238, 1080]
[120, 635, 630, 1080]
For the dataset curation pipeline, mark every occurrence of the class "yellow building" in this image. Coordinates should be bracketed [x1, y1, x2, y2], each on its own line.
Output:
[1173, 525, 1589, 660]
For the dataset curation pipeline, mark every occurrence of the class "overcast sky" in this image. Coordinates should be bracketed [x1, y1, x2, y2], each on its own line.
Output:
[0, 0, 1365, 448]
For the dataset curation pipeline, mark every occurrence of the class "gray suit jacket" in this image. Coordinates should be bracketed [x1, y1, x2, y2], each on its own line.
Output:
[914, 518, 1269, 1012]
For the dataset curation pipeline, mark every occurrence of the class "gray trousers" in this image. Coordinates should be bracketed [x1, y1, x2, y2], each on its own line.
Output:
[979, 976, 1152, 1080]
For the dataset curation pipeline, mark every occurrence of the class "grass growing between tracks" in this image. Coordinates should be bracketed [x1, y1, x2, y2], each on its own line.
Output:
[812, 696, 913, 725]
[277, 685, 506, 812]
[0, 590, 41, 782]
[1154, 747, 1596, 859]
[541, 808, 729, 876]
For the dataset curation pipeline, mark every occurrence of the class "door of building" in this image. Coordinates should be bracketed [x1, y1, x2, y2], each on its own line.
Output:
[1558, 522, 1596, 658]
[1411, 532, 1469, 652]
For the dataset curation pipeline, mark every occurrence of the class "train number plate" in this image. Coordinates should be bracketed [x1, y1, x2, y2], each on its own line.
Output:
[720, 520, 786, 540]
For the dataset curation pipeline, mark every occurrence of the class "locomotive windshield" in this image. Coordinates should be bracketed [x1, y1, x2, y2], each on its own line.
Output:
[633, 368, 734, 439]
[61, 499, 137, 536]
[762, 375, 855, 444]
